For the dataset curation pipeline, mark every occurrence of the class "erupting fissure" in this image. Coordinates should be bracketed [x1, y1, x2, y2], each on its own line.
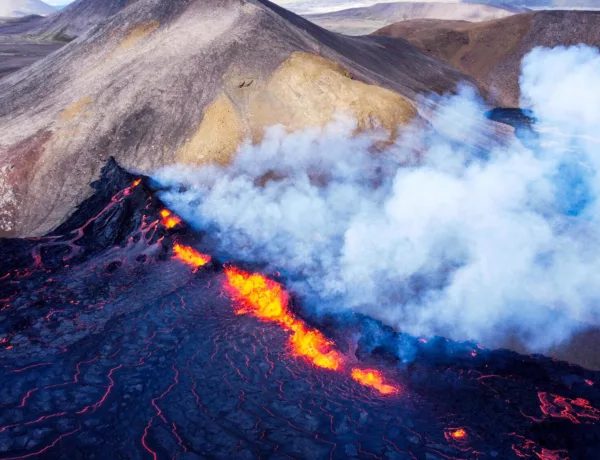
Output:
[223, 267, 399, 394]
[351, 368, 399, 395]
[160, 209, 182, 229]
[223, 267, 343, 371]
[159, 206, 399, 394]
[173, 244, 211, 269]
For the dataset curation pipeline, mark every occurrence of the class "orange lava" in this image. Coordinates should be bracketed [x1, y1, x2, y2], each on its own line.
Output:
[132, 179, 141, 187]
[538, 392, 600, 423]
[450, 428, 467, 439]
[160, 209, 182, 229]
[537, 449, 569, 460]
[351, 368, 399, 395]
[224, 267, 343, 370]
[173, 244, 211, 268]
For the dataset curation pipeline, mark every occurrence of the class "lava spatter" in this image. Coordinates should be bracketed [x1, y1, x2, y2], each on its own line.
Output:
[351, 368, 399, 395]
[444, 427, 469, 446]
[160, 209, 182, 229]
[173, 244, 211, 269]
[449, 428, 467, 440]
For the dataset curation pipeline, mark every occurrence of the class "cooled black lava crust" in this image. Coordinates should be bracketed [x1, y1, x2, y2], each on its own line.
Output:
[0, 159, 599, 459]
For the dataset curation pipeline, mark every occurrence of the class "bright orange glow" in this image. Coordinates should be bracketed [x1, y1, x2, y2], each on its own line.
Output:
[132, 179, 141, 187]
[173, 244, 211, 268]
[351, 368, 399, 395]
[160, 209, 182, 229]
[450, 428, 467, 439]
[224, 267, 343, 370]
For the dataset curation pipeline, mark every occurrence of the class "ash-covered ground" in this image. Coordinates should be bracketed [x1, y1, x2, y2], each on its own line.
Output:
[1, 159, 599, 459]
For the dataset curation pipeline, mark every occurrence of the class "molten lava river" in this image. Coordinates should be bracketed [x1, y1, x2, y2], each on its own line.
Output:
[0, 160, 599, 459]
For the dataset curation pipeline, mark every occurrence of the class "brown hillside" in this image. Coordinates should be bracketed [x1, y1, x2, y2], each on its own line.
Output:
[374, 10, 600, 106]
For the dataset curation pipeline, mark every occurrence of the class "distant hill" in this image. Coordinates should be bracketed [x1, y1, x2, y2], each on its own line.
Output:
[0, 0, 56, 17]
[32, 0, 132, 40]
[464, 0, 600, 8]
[304, 2, 526, 35]
[374, 10, 600, 105]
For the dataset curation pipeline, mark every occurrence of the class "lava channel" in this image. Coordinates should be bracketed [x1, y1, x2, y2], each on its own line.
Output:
[223, 266, 399, 394]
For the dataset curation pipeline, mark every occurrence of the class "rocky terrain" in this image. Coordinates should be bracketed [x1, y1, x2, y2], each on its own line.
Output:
[0, 0, 474, 239]
[304, 1, 525, 35]
[0, 32, 62, 79]
[2, 1, 600, 458]
[0, 0, 132, 79]
[374, 10, 600, 105]
[0, 158, 598, 459]
[0, 0, 55, 18]
[465, 0, 600, 8]
[28, 0, 132, 41]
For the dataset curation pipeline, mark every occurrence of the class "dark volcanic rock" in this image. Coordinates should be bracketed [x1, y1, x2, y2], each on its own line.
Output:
[0, 158, 599, 459]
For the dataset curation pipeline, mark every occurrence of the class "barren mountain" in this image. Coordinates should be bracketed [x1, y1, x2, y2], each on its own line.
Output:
[374, 10, 600, 105]
[0, 33, 63, 78]
[30, 0, 133, 41]
[0, 0, 132, 79]
[0, 0, 473, 238]
[304, 1, 525, 35]
[464, 0, 600, 8]
[0, 0, 55, 18]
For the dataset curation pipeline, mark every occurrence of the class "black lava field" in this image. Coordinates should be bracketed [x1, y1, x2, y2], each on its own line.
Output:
[1, 159, 599, 460]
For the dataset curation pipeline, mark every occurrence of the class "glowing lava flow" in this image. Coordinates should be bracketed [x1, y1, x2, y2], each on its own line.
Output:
[444, 427, 469, 444]
[450, 428, 467, 440]
[351, 368, 399, 395]
[223, 267, 400, 395]
[538, 392, 600, 423]
[161, 209, 398, 394]
[224, 267, 343, 371]
[173, 244, 211, 268]
[160, 209, 182, 229]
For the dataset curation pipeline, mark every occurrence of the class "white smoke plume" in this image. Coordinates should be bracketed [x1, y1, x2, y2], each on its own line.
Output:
[154, 46, 600, 352]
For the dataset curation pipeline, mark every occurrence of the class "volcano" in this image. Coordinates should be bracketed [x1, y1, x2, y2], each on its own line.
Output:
[0, 0, 471, 239]
[0, 158, 599, 459]
[3, 1, 600, 458]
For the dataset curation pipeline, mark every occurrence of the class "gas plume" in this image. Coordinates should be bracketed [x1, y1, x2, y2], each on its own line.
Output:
[154, 46, 600, 353]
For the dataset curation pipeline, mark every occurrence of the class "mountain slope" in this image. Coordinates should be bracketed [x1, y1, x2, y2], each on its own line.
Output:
[0, 0, 56, 18]
[32, 0, 133, 40]
[374, 10, 600, 105]
[0, 0, 472, 238]
[304, 1, 524, 36]
[464, 0, 600, 8]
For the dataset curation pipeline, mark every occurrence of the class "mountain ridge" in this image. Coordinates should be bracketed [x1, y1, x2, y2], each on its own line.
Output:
[374, 10, 600, 105]
[0, 0, 56, 18]
[0, 0, 474, 238]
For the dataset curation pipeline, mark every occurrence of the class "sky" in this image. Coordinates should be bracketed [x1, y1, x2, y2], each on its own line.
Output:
[44, 0, 73, 5]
